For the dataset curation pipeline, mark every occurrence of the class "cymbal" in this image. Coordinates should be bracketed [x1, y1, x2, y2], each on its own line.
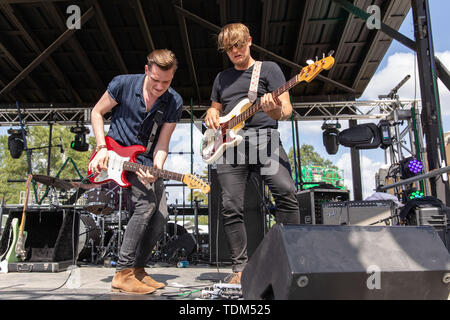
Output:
[32, 174, 74, 191]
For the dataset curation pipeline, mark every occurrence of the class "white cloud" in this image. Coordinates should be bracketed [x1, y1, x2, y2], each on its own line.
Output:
[336, 152, 384, 200]
[361, 51, 450, 115]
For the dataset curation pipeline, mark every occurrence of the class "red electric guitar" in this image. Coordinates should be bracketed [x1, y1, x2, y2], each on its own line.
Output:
[87, 136, 210, 194]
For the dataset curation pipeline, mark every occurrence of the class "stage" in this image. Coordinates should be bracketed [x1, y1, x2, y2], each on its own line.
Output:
[0, 263, 234, 300]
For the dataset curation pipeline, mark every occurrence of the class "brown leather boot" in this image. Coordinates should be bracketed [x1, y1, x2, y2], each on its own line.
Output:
[134, 267, 166, 289]
[227, 271, 242, 285]
[111, 268, 156, 294]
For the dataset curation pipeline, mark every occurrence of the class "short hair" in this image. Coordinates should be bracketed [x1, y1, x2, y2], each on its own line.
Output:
[217, 23, 250, 52]
[147, 49, 178, 72]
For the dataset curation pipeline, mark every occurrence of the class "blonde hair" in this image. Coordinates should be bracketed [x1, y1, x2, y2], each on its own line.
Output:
[217, 23, 250, 52]
[147, 49, 178, 71]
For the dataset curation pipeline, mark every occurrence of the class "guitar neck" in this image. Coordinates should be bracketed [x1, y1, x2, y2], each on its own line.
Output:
[228, 75, 299, 128]
[123, 162, 184, 182]
[19, 174, 32, 235]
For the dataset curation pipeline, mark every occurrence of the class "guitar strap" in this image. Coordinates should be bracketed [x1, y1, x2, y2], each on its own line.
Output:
[248, 61, 262, 103]
[143, 102, 167, 157]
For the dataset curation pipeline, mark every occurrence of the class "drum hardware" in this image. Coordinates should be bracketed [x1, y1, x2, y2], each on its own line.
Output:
[95, 225, 124, 265]
[77, 213, 101, 263]
[192, 198, 203, 262]
[92, 186, 127, 265]
[32, 175, 74, 191]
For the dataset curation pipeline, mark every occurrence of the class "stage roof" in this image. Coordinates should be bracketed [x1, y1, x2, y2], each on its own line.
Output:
[0, 0, 411, 121]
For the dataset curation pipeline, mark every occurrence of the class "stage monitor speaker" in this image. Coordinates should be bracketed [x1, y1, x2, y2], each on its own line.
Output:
[242, 224, 450, 300]
[296, 188, 349, 224]
[321, 200, 397, 226]
[0, 208, 80, 262]
[208, 167, 266, 263]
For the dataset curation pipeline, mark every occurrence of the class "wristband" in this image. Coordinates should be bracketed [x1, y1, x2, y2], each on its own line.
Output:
[96, 145, 107, 151]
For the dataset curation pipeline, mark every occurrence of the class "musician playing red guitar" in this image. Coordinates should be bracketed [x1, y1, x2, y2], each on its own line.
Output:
[204, 23, 301, 284]
[88, 49, 183, 294]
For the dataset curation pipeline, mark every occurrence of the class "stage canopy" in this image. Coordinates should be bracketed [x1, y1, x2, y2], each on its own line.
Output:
[0, 0, 411, 121]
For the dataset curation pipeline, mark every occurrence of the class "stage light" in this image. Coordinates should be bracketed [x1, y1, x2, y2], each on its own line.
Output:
[400, 157, 423, 179]
[338, 123, 381, 150]
[7, 128, 25, 159]
[408, 190, 424, 200]
[378, 120, 392, 149]
[70, 125, 90, 152]
[322, 122, 341, 155]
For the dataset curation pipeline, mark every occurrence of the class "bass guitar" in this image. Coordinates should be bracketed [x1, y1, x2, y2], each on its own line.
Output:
[5, 174, 32, 262]
[200, 54, 335, 164]
[87, 136, 210, 194]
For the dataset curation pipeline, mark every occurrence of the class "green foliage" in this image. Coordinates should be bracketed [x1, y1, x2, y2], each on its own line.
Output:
[187, 168, 209, 205]
[288, 144, 337, 171]
[0, 125, 96, 204]
[287, 144, 344, 189]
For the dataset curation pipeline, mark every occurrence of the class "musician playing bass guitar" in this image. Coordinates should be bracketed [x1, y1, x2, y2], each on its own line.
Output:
[204, 23, 300, 284]
[89, 49, 182, 295]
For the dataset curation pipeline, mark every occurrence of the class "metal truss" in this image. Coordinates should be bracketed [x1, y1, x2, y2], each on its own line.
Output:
[0, 99, 421, 126]
[290, 99, 420, 121]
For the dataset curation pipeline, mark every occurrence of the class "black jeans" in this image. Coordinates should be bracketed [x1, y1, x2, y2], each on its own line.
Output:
[116, 174, 168, 271]
[216, 133, 299, 272]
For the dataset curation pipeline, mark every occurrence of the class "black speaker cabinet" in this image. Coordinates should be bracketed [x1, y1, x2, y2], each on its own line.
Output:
[0, 207, 80, 263]
[321, 200, 397, 226]
[296, 188, 349, 225]
[242, 224, 450, 300]
[208, 167, 266, 263]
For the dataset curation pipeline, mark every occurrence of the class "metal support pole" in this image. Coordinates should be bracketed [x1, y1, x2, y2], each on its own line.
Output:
[290, 114, 298, 190]
[411, 0, 449, 205]
[349, 120, 363, 200]
[294, 118, 303, 191]
[47, 123, 53, 176]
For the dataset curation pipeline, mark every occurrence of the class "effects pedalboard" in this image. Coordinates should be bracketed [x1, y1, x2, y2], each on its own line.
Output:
[200, 283, 242, 300]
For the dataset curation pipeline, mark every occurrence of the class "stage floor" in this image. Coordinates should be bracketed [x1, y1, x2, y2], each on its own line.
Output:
[0, 263, 235, 300]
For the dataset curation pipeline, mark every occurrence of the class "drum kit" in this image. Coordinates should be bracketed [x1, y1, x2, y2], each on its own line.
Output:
[33, 175, 131, 265]
[32, 175, 199, 267]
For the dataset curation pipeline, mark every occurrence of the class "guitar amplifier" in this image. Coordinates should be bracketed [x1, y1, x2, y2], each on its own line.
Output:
[296, 188, 350, 225]
[0, 207, 80, 265]
[413, 207, 449, 253]
[321, 200, 397, 226]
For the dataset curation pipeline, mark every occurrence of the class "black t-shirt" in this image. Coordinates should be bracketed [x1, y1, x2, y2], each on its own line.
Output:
[210, 61, 286, 130]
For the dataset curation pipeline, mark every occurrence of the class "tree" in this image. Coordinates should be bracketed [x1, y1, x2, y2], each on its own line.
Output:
[288, 144, 344, 188]
[288, 144, 337, 171]
[0, 125, 96, 204]
[187, 168, 209, 205]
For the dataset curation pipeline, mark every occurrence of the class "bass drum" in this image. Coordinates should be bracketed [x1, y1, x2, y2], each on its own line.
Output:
[77, 213, 101, 261]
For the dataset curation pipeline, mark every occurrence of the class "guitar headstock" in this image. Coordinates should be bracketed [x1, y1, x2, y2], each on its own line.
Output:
[297, 53, 335, 83]
[182, 173, 211, 194]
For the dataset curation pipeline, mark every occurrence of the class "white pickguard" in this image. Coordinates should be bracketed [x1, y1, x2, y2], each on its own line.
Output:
[92, 150, 129, 187]
[201, 98, 251, 164]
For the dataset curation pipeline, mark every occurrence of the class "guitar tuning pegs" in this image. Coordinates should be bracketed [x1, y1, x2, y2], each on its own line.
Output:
[306, 59, 314, 65]
[328, 50, 335, 57]
[323, 53, 325, 59]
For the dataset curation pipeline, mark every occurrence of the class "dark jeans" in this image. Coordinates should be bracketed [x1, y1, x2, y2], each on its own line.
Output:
[216, 134, 299, 272]
[116, 173, 168, 271]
